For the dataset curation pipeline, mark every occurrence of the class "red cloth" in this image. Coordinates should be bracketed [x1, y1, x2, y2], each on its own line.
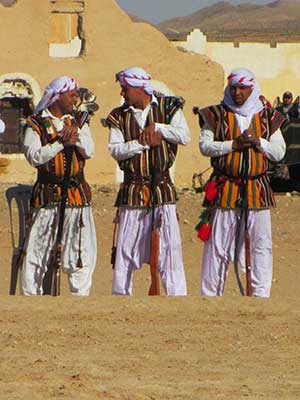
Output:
[197, 223, 211, 242]
[204, 181, 218, 202]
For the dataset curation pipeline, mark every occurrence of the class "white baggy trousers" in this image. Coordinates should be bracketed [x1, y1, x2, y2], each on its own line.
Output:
[20, 206, 97, 295]
[112, 204, 187, 296]
[201, 208, 272, 297]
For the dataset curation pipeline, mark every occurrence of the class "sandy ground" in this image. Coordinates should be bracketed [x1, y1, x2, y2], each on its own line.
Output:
[0, 183, 299, 400]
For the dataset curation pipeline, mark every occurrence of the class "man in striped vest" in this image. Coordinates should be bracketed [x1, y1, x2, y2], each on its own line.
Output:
[197, 68, 286, 297]
[106, 67, 190, 296]
[20, 76, 97, 295]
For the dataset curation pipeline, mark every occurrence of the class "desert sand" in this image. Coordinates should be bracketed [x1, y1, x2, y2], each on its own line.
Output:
[0, 183, 299, 400]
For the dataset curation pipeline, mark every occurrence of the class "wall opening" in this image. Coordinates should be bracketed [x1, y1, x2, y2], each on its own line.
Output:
[49, 1, 85, 58]
[0, 0, 17, 6]
[0, 78, 36, 154]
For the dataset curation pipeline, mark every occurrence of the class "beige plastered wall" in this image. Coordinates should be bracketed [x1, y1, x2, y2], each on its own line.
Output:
[178, 29, 300, 105]
[0, 1, 224, 187]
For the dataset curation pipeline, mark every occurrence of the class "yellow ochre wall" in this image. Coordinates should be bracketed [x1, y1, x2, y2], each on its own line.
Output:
[177, 29, 300, 104]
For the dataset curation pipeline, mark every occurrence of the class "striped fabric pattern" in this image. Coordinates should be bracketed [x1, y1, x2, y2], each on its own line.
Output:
[107, 96, 184, 207]
[223, 112, 266, 179]
[199, 104, 285, 209]
[27, 115, 91, 208]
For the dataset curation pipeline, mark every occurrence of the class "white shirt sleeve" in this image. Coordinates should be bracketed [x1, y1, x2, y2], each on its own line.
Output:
[199, 124, 286, 163]
[108, 126, 149, 161]
[199, 124, 233, 157]
[23, 126, 64, 167]
[108, 107, 190, 161]
[76, 123, 95, 159]
[259, 129, 286, 162]
[155, 109, 191, 145]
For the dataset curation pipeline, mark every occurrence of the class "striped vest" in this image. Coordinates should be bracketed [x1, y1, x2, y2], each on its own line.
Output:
[199, 104, 285, 209]
[106, 96, 184, 207]
[27, 114, 91, 208]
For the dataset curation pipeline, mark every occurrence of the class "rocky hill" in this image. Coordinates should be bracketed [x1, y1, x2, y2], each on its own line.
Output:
[156, 0, 300, 42]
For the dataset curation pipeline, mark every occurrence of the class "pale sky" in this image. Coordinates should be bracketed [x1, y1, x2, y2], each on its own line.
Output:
[116, 0, 274, 23]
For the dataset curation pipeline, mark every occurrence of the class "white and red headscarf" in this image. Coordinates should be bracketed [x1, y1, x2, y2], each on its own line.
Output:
[116, 67, 153, 95]
[35, 76, 78, 114]
[222, 68, 263, 117]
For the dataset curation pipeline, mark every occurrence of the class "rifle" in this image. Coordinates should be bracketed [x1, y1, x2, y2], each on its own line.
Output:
[242, 147, 253, 297]
[50, 110, 90, 296]
[148, 212, 162, 296]
[233, 148, 253, 297]
[147, 133, 162, 296]
[244, 206, 253, 297]
[50, 146, 74, 296]
[192, 166, 212, 193]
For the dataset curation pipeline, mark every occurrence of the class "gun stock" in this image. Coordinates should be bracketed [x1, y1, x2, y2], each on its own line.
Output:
[149, 230, 160, 296]
[148, 214, 161, 296]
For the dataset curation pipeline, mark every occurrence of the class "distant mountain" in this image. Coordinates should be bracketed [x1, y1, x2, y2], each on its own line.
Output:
[156, 0, 300, 42]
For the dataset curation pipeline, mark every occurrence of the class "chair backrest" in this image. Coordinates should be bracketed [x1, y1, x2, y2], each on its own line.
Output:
[6, 184, 32, 250]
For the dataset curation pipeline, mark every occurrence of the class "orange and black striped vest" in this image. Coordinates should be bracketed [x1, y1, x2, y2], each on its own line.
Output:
[106, 96, 184, 207]
[199, 104, 285, 209]
[27, 114, 91, 208]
